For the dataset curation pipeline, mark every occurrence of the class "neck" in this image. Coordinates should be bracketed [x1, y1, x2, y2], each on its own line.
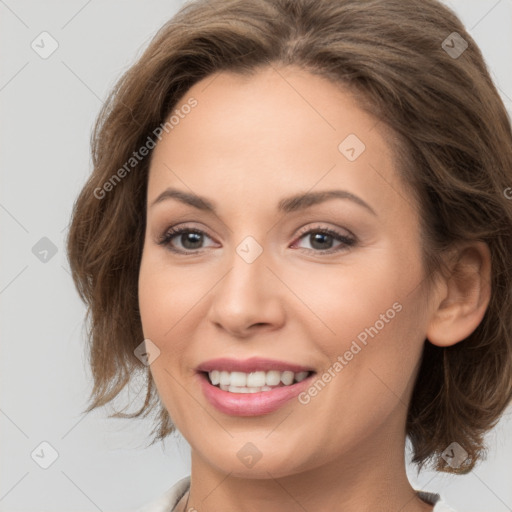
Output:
[183, 421, 433, 512]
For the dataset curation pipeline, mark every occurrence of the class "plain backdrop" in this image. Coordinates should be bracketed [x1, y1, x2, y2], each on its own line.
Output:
[1, 1, 511, 511]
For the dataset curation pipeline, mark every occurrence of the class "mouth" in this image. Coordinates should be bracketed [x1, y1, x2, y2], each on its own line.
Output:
[201, 369, 314, 393]
[196, 357, 317, 416]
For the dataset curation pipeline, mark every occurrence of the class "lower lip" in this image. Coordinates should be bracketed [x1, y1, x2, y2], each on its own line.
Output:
[198, 372, 315, 416]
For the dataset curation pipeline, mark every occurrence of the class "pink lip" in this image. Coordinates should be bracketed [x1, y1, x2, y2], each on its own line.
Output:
[196, 357, 316, 416]
[196, 357, 313, 373]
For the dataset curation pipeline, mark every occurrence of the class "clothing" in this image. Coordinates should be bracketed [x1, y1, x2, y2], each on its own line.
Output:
[136, 476, 458, 511]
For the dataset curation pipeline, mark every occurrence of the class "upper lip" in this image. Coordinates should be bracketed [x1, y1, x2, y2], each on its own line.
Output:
[196, 357, 315, 374]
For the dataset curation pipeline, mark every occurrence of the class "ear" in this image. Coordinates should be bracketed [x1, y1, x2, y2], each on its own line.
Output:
[426, 241, 492, 347]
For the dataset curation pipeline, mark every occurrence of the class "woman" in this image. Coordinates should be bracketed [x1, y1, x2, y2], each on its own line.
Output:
[66, 0, 512, 510]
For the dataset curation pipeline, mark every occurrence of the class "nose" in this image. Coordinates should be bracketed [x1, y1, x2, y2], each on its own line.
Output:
[206, 242, 286, 338]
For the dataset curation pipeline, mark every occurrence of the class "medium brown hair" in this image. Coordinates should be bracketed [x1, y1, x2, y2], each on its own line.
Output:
[66, 0, 512, 473]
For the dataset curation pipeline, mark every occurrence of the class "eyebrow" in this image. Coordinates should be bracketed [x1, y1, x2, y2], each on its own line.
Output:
[150, 187, 377, 216]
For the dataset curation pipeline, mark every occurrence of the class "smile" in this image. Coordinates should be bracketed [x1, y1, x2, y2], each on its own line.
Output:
[207, 370, 311, 393]
[196, 357, 317, 416]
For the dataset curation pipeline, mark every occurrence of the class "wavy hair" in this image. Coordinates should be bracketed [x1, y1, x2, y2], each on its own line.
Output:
[66, 0, 512, 473]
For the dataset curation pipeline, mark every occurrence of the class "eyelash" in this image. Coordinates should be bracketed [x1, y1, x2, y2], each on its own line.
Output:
[157, 224, 357, 255]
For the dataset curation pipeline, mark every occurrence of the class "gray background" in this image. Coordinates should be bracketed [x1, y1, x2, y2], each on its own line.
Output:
[1, 0, 511, 510]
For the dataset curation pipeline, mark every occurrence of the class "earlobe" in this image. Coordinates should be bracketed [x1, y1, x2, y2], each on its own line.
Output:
[426, 241, 492, 347]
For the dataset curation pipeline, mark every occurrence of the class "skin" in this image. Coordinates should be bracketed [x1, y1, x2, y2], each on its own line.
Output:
[138, 65, 491, 512]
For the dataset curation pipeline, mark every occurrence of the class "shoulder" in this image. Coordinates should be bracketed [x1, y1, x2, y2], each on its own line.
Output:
[433, 504, 458, 512]
[135, 476, 191, 512]
[136, 480, 459, 512]
[417, 490, 458, 512]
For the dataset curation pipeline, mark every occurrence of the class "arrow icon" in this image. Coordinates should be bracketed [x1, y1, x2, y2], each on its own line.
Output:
[134, 339, 161, 365]
[32, 237, 58, 263]
[441, 441, 468, 468]
[31, 441, 59, 469]
[338, 134, 365, 161]
[31, 31, 59, 60]
[442, 32, 468, 59]
[236, 236, 263, 263]
[237, 442, 263, 468]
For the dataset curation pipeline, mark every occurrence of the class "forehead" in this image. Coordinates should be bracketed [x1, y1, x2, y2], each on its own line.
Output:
[147, 65, 410, 221]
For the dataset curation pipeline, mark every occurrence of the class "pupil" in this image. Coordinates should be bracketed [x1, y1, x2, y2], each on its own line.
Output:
[311, 233, 332, 250]
[182, 232, 202, 249]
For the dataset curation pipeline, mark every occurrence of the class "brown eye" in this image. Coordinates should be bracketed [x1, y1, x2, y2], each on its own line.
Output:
[158, 227, 216, 253]
[177, 231, 203, 250]
[293, 227, 356, 254]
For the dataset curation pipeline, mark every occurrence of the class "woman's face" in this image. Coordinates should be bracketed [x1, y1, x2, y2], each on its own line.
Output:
[138, 65, 435, 478]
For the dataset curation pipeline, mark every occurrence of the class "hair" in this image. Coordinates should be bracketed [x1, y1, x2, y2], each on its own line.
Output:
[66, 0, 512, 474]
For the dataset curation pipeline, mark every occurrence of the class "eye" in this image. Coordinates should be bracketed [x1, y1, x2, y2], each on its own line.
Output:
[157, 224, 356, 255]
[292, 225, 356, 254]
[157, 226, 217, 253]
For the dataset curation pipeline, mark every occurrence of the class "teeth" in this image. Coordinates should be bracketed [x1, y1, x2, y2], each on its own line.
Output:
[295, 371, 309, 382]
[210, 370, 220, 385]
[230, 371, 247, 387]
[208, 369, 311, 391]
[281, 371, 294, 385]
[266, 370, 281, 386]
[247, 371, 266, 387]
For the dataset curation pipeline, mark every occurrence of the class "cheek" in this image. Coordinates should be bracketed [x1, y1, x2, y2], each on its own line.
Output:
[138, 247, 203, 340]
[138, 255, 191, 425]
[137, 247, 211, 411]
[301, 244, 426, 393]
[293, 258, 406, 352]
